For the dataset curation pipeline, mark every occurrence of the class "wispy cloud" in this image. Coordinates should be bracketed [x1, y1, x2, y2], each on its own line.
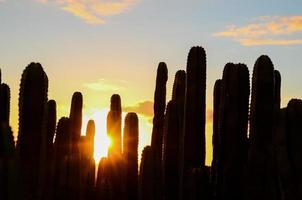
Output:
[35, 0, 140, 24]
[124, 101, 153, 118]
[215, 16, 302, 46]
[83, 79, 126, 91]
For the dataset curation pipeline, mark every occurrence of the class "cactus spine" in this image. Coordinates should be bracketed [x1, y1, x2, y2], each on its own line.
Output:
[17, 62, 48, 200]
[123, 112, 139, 200]
[245, 55, 279, 199]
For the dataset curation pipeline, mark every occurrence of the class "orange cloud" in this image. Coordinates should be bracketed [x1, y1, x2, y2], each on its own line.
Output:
[215, 16, 302, 46]
[123, 101, 153, 118]
[83, 79, 126, 91]
[36, 0, 140, 24]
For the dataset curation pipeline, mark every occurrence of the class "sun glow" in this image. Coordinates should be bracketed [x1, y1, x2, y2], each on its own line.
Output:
[82, 108, 153, 164]
[82, 108, 111, 163]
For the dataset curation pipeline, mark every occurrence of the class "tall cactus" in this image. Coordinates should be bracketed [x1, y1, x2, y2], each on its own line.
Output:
[139, 146, 155, 200]
[107, 94, 122, 158]
[217, 63, 250, 199]
[245, 55, 279, 200]
[162, 70, 186, 200]
[80, 120, 96, 200]
[96, 158, 111, 200]
[0, 84, 10, 125]
[211, 79, 222, 200]
[151, 62, 168, 200]
[53, 117, 70, 200]
[43, 100, 57, 200]
[162, 101, 179, 200]
[183, 46, 206, 169]
[17, 62, 48, 200]
[285, 99, 302, 199]
[123, 112, 139, 200]
[67, 92, 83, 200]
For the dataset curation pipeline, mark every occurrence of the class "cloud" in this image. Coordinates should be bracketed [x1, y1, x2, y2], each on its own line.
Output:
[123, 101, 153, 118]
[83, 79, 126, 91]
[215, 16, 302, 46]
[35, 0, 140, 24]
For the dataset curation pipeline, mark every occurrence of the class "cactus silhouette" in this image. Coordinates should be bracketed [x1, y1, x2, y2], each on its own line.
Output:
[123, 112, 139, 200]
[285, 99, 302, 198]
[53, 117, 70, 200]
[107, 94, 122, 158]
[43, 100, 57, 200]
[163, 70, 186, 200]
[183, 46, 207, 169]
[96, 158, 112, 200]
[139, 146, 155, 200]
[80, 120, 96, 200]
[245, 55, 279, 200]
[211, 79, 222, 200]
[0, 84, 10, 125]
[151, 62, 168, 200]
[17, 62, 48, 200]
[217, 63, 250, 199]
[67, 92, 83, 200]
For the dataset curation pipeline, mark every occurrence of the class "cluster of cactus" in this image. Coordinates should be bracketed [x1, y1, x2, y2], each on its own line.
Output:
[1, 46, 302, 200]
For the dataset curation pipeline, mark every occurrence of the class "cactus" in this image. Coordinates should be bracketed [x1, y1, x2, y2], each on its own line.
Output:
[285, 99, 302, 198]
[0, 124, 18, 200]
[183, 167, 211, 200]
[96, 158, 111, 200]
[217, 63, 250, 199]
[162, 101, 180, 200]
[211, 79, 222, 200]
[139, 146, 155, 200]
[43, 100, 57, 200]
[80, 120, 96, 200]
[66, 92, 83, 200]
[150, 62, 168, 200]
[17, 62, 48, 199]
[162, 70, 186, 200]
[0, 84, 10, 125]
[183, 46, 206, 169]
[245, 55, 279, 200]
[123, 112, 139, 200]
[107, 94, 122, 158]
[53, 117, 71, 200]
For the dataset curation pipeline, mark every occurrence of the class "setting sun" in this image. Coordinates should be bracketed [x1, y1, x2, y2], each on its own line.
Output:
[82, 109, 111, 163]
[82, 108, 152, 163]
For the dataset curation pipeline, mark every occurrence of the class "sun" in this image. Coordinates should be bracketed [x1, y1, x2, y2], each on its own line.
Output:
[82, 108, 111, 163]
[82, 108, 153, 164]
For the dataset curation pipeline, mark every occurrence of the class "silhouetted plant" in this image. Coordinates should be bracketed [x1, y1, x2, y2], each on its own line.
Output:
[139, 146, 155, 200]
[211, 79, 222, 200]
[107, 94, 122, 158]
[150, 62, 168, 200]
[53, 117, 70, 200]
[217, 63, 250, 199]
[245, 55, 279, 200]
[0, 83, 10, 125]
[43, 99, 57, 200]
[123, 112, 139, 200]
[17, 62, 48, 200]
[96, 158, 111, 200]
[183, 46, 207, 169]
[162, 70, 186, 200]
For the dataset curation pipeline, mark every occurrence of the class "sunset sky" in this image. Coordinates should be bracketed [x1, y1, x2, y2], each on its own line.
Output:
[1, 0, 302, 165]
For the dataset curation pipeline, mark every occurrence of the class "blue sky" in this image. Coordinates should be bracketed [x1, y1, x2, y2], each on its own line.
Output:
[0, 0, 301, 164]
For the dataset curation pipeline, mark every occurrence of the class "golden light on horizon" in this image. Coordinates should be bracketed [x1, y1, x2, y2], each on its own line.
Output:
[82, 107, 153, 164]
